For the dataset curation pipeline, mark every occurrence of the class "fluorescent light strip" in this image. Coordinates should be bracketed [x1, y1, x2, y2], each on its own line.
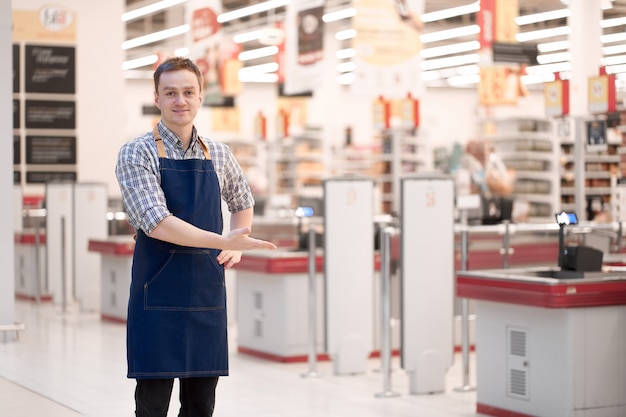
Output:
[174, 47, 189, 56]
[601, 16, 626, 29]
[323, 8, 356, 23]
[602, 54, 626, 66]
[122, 54, 159, 70]
[608, 64, 626, 74]
[335, 29, 356, 41]
[336, 48, 356, 60]
[239, 73, 279, 83]
[521, 73, 557, 85]
[234, 30, 264, 44]
[537, 51, 571, 65]
[537, 40, 569, 53]
[238, 46, 279, 61]
[601, 32, 626, 44]
[524, 61, 572, 75]
[337, 61, 356, 73]
[447, 74, 480, 86]
[337, 72, 355, 85]
[420, 25, 480, 44]
[122, 0, 188, 22]
[239, 62, 279, 77]
[421, 2, 479, 23]
[515, 8, 570, 26]
[604, 44, 626, 56]
[123, 24, 190, 50]
[218, 0, 290, 23]
[421, 53, 479, 71]
[421, 41, 480, 59]
[516, 26, 570, 42]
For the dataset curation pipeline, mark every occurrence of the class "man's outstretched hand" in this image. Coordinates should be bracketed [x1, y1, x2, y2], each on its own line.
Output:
[224, 227, 277, 251]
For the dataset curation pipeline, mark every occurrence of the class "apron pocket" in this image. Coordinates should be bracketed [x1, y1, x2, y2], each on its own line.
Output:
[144, 249, 225, 311]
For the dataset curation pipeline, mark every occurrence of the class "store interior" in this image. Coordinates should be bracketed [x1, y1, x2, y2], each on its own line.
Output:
[3, 0, 626, 416]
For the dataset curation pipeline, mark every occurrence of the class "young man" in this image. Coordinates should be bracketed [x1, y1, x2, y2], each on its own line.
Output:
[116, 57, 276, 417]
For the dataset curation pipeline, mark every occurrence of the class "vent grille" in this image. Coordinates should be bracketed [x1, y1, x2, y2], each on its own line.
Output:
[506, 326, 530, 400]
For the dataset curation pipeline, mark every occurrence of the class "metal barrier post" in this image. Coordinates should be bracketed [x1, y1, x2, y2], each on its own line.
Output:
[34, 215, 42, 304]
[375, 227, 400, 398]
[302, 225, 322, 378]
[454, 209, 476, 393]
[500, 220, 513, 269]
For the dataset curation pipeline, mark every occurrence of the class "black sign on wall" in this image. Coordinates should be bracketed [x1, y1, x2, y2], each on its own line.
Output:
[14, 171, 22, 185]
[13, 44, 20, 93]
[26, 171, 77, 184]
[13, 99, 20, 129]
[25, 100, 76, 129]
[25, 45, 76, 94]
[26, 136, 77, 164]
[14, 135, 21, 165]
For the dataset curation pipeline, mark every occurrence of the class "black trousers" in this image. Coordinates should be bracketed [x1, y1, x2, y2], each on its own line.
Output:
[135, 377, 219, 417]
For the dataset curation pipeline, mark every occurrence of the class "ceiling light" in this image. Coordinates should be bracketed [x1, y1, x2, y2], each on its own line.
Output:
[323, 8, 356, 23]
[239, 62, 279, 77]
[234, 30, 264, 44]
[335, 29, 356, 41]
[601, 16, 626, 29]
[122, 54, 159, 70]
[218, 0, 290, 23]
[447, 74, 480, 86]
[421, 2, 479, 23]
[122, 0, 188, 22]
[536, 51, 571, 65]
[515, 9, 570, 26]
[524, 61, 572, 75]
[421, 41, 480, 59]
[421, 53, 480, 71]
[336, 48, 356, 60]
[601, 32, 626, 44]
[516, 26, 570, 42]
[420, 25, 480, 44]
[238, 46, 279, 61]
[602, 54, 626, 66]
[122, 24, 190, 49]
[537, 40, 569, 53]
[337, 61, 356, 73]
[239, 73, 279, 83]
[337, 72, 355, 85]
[604, 44, 626, 56]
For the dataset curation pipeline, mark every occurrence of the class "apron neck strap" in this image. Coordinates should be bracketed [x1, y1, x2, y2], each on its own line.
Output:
[153, 124, 211, 160]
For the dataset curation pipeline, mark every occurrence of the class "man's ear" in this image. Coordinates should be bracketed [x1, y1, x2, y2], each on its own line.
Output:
[153, 90, 161, 109]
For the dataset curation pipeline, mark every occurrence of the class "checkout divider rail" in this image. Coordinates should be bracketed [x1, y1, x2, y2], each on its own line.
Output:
[301, 225, 322, 379]
[375, 226, 401, 398]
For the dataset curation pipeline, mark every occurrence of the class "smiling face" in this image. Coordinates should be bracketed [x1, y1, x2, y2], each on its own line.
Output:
[154, 68, 203, 140]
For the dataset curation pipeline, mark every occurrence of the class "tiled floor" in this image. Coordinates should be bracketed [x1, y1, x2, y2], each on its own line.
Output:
[0, 300, 482, 417]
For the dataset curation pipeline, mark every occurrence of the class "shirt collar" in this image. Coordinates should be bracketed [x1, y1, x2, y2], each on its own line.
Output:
[157, 121, 199, 152]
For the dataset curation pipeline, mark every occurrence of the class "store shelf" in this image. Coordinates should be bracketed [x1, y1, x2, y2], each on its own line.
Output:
[332, 129, 425, 214]
[485, 117, 560, 221]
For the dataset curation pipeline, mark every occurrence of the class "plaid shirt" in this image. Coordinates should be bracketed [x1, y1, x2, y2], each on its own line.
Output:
[116, 122, 254, 234]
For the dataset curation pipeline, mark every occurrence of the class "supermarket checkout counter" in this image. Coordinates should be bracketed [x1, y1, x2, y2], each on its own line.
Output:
[457, 266, 626, 417]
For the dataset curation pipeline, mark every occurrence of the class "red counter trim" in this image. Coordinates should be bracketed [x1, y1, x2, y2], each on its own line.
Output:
[15, 293, 52, 302]
[237, 346, 331, 363]
[101, 314, 127, 324]
[457, 274, 626, 308]
[15, 233, 46, 245]
[88, 240, 135, 256]
[477, 403, 536, 417]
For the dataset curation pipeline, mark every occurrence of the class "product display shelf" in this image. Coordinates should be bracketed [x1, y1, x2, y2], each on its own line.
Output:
[486, 118, 560, 221]
[224, 139, 258, 174]
[559, 115, 622, 219]
[270, 128, 326, 199]
[331, 130, 424, 214]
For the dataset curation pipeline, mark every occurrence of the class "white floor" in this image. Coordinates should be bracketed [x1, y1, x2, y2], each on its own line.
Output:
[0, 300, 483, 417]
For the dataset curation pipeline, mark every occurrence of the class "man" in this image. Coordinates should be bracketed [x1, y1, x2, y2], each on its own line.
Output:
[116, 57, 276, 417]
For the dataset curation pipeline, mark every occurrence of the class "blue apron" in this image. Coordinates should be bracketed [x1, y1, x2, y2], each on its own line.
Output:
[127, 125, 227, 379]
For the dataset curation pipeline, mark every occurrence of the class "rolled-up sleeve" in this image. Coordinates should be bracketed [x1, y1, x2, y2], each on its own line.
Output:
[115, 138, 171, 234]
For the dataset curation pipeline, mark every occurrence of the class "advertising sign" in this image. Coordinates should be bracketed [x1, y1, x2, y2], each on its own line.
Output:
[25, 45, 76, 94]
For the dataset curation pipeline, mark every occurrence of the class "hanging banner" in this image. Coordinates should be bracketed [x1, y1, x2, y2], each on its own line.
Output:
[494, 0, 518, 43]
[352, 0, 423, 98]
[185, 0, 224, 105]
[13, 6, 76, 42]
[477, 0, 495, 51]
[282, 0, 325, 95]
[588, 71, 616, 114]
[544, 77, 569, 117]
[478, 66, 520, 106]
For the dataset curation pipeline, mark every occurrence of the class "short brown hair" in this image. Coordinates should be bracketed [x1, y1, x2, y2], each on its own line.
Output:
[153, 57, 203, 93]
